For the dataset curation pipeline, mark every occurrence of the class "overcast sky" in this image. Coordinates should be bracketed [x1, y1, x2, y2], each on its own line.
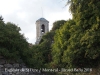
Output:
[0, 0, 72, 44]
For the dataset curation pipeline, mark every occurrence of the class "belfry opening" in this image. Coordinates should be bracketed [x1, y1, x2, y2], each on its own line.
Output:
[41, 24, 45, 33]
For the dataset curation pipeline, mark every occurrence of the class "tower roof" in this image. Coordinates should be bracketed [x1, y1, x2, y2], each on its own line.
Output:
[36, 18, 49, 22]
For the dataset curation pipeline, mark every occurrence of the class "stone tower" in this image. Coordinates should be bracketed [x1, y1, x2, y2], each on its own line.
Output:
[35, 18, 49, 44]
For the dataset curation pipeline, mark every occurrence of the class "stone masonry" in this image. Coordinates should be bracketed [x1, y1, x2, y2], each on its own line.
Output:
[0, 56, 41, 75]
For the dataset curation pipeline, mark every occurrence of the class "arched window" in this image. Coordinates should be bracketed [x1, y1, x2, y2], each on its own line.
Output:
[41, 24, 45, 33]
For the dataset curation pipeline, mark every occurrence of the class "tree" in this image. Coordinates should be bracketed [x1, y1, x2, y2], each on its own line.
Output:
[51, 19, 75, 68]
[0, 16, 3, 21]
[67, 0, 100, 67]
[51, 20, 66, 31]
[0, 19, 29, 61]
[24, 45, 44, 68]
[51, 0, 100, 68]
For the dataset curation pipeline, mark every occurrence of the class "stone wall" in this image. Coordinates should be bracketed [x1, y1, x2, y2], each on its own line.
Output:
[0, 56, 56, 75]
[0, 56, 41, 75]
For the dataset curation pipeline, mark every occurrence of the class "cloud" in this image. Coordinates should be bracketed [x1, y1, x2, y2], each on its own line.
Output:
[0, 0, 71, 44]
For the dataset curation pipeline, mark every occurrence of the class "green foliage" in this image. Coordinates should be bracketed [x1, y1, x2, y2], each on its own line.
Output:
[0, 16, 29, 61]
[51, 0, 100, 68]
[24, 45, 44, 68]
[27, 32, 54, 68]
[51, 20, 66, 31]
[51, 19, 75, 68]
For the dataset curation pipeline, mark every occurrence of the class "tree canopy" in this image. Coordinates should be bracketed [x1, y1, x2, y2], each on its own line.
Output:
[0, 17, 29, 61]
[51, 0, 100, 68]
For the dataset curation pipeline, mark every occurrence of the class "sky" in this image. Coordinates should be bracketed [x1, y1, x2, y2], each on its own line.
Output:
[0, 0, 72, 44]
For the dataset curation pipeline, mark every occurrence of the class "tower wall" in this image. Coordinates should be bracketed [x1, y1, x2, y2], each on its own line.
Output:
[35, 18, 49, 44]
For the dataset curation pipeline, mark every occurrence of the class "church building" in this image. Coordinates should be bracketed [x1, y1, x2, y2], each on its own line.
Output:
[35, 18, 49, 44]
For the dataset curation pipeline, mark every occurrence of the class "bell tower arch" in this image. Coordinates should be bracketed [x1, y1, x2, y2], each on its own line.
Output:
[35, 18, 49, 44]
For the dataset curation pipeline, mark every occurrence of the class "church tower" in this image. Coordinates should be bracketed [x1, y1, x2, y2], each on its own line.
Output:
[35, 18, 49, 44]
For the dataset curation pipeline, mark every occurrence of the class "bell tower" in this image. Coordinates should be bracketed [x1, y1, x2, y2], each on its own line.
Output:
[35, 18, 49, 44]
